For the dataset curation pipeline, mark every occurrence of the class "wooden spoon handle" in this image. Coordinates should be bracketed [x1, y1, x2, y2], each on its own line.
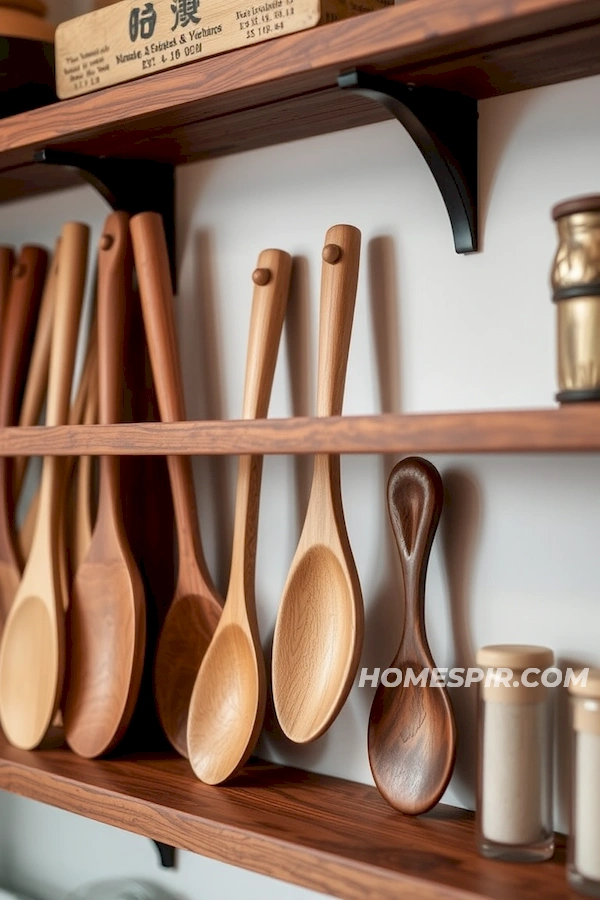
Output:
[97, 213, 129, 427]
[130, 211, 207, 571]
[0, 246, 14, 333]
[14, 239, 60, 497]
[387, 457, 443, 655]
[229, 250, 291, 601]
[0, 246, 48, 427]
[45, 223, 89, 429]
[316, 225, 361, 418]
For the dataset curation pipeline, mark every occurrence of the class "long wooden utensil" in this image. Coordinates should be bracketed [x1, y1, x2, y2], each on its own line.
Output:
[130, 211, 222, 758]
[0, 222, 88, 749]
[64, 212, 146, 759]
[71, 343, 98, 576]
[0, 246, 14, 334]
[187, 247, 291, 784]
[0, 245, 48, 631]
[272, 224, 363, 743]
[13, 238, 60, 501]
[368, 457, 456, 815]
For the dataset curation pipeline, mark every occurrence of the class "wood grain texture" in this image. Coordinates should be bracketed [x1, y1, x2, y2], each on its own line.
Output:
[368, 457, 456, 815]
[0, 0, 599, 177]
[272, 225, 363, 744]
[131, 212, 222, 759]
[3, 406, 600, 456]
[0, 247, 14, 334]
[13, 239, 59, 499]
[0, 735, 577, 900]
[187, 248, 291, 785]
[64, 213, 146, 759]
[0, 246, 48, 631]
[0, 223, 88, 750]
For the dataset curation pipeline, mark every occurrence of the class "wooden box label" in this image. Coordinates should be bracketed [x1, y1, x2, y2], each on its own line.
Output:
[55, 0, 392, 99]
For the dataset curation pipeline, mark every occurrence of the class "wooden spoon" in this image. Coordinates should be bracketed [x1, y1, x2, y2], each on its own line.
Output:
[187, 247, 291, 784]
[368, 457, 456, 815]
[0, 245, 48, 631]
[130, 211, 222, 758]
[71, 344, 98, 576]
[13, 239, 60, 502]
[64, 212, 146, 759]
[0, 222, 88, 750]
[272, 224, 363, 743]
[0, 246, 14, 333]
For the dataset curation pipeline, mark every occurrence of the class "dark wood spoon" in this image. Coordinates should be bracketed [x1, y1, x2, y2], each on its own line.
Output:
[368, 457, 456, 815]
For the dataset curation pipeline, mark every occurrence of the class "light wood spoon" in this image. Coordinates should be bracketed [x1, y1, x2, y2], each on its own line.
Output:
[0, 246, 14, 333]
[272, 224, 363, 743]
[0, 222, 89, 750]
[368, 457, 456, 815]
[187, 247, 291, 784]
[64, 212, 146, 759]
[0, 245, 48, 631]
[130, 211, 222, 758]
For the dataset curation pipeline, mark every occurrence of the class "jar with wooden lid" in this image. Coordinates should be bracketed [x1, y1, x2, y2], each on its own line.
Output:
[552, 194, 600, 402]
[476, 644, 555, 861]
[568, 668, 600, 896]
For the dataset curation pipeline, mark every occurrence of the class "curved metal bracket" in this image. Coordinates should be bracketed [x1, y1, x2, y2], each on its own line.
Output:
[33, 148, 176, 285]
[338, 69, 478, 253]
[153, 840, 176, 868]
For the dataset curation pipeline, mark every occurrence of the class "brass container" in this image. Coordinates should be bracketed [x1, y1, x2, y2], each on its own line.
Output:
[552, 195, 600, 402]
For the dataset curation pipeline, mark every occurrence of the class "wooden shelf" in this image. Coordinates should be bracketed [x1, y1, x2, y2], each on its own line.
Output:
[0, 736, 577, 900]
[0, 0, 600, 202]
[1, 406, 600, 456]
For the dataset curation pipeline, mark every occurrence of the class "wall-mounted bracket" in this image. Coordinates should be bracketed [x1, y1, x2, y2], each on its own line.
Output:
[338, 69, 478, 253]
[33, 148, 176, 284]
[152, 840, 176, 868]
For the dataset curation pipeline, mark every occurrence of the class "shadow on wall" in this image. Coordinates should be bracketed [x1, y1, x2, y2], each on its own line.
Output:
[441, 468, 483, 810]
[61, 880, 189, 900]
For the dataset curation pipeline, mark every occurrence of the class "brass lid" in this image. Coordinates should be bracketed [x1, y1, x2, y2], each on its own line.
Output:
[552, 194, 600, 220]
[476, 644, 554, 669]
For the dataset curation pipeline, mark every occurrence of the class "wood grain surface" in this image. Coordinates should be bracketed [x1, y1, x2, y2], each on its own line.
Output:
[0, 735, 578, 900]
[0, 0, 598, 179]
[1, 407, 600, 456]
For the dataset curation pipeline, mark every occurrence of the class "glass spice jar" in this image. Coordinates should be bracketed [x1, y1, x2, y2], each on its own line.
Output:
[568, 668, 600, 896]
[476, 644, 555, 861]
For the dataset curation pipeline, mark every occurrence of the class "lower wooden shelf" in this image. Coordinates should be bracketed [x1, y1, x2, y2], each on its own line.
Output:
[0, 735, 576, 899]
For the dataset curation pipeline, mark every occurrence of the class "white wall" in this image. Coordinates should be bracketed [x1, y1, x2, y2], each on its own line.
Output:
[1, 61, 600, 898]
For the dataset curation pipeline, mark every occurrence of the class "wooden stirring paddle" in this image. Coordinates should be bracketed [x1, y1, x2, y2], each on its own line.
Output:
[0, 222, 88, 750]
[130, 211, 222, 758]
[368, 457, 456, 815]
[64, 212, 146, 759]
[0, 245, 48, 631]
[272, 224, 363, 743]
[187, 248, 291, 784]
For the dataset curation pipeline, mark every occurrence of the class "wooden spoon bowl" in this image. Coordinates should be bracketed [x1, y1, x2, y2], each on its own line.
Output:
[368, 457, 456, 815]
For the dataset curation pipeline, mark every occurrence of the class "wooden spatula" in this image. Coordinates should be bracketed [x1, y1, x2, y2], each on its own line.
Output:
[64, 212, 146, 759]
[0, 222, 88, 750]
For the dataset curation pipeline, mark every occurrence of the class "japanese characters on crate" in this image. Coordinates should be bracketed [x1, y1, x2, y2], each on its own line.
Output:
[55, 0, 393, 98]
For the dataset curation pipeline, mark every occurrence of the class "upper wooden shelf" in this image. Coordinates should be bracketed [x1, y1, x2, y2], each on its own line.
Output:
[1, 406, 600, 456]
[0, 735, 577, 900]
[1, 0, 600, 202]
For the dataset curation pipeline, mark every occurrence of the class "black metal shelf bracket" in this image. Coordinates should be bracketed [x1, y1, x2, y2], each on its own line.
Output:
[153, 840, 176, 868]
[33, 148, 176, 284]
[338, 69, 478, 253]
